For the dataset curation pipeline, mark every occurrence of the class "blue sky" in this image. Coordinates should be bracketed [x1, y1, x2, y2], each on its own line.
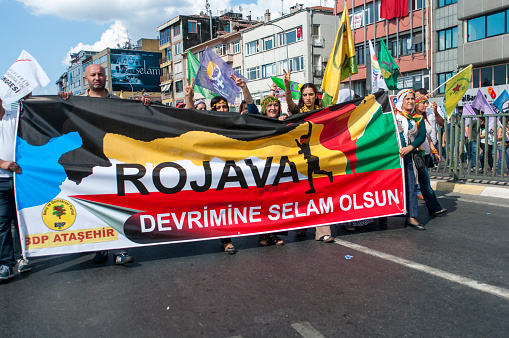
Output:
[0, 0, 323, 95]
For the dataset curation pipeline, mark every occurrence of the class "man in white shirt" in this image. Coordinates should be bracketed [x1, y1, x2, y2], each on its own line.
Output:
[0, 97, 32, 281]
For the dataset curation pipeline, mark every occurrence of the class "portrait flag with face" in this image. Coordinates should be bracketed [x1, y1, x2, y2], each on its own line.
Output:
[194, 47, 246, 103]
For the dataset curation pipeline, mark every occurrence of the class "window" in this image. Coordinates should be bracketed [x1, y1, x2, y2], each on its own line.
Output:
[481, 67, 492, 87]
[468, 17, 485, 42]
[188, 21, 197, 33]
[438, 72, 453, 94]
[313, 24, 320, 36]
[247, 66, 260, 80]
[174, 42, 182, 55]
[438, 27, 458, 51]
[263, 36, 274, 51]
[438, 0, 457, 8]
[472, 69, 480, 88]
[174, 61, 182, 74]
[216, 44, 226, 56]
[233, 66, 242, 76]
[232, 41, 241, 54]
[374, 0, 383, 22]
[160, 28, 171, 46]
[290, 56, 304, 72]
[410, 0, 425, 11]
[99, 55, 107, 64]
[262, 63, 276, 78]
[104, 67, 108, 76]
[175, 80, 183, 93]
[487, 11, 506, 37]
[349, 7, 364, 29]
[355, 45, 365, 65]
[494, 65, 506, 86]
[196, 50, 204, 61]
[279, 27, 303, 45]
[173, 25, 181, 36]
[246, 40, 258, 55]
[278, 60, 288, 74]
[364, 2, 374, 25]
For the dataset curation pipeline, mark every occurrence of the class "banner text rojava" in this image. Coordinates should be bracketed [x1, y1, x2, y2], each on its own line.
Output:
[15, 91, 404, 256]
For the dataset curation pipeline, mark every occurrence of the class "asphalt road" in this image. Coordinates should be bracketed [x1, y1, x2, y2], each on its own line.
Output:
[2, 191, 509, 337]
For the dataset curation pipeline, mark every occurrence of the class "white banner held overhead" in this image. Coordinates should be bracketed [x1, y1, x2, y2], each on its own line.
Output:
[0, 50, 50, 105]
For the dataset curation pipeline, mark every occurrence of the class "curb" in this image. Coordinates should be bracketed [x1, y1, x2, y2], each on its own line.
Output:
[430, 179, 509, 199]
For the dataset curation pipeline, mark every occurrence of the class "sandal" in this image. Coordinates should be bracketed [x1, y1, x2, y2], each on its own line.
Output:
[319, 235, 334, 243]
[268, 234, 284, 246]
[223, 242, 236, 254]
[258, 234, 269, 246]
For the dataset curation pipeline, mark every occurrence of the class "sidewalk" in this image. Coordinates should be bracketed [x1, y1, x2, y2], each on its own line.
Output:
[430, 177, 509, 200]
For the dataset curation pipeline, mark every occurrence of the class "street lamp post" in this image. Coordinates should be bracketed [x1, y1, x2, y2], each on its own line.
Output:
[263, 22, 289, 73]
[127, 82, 134, 99]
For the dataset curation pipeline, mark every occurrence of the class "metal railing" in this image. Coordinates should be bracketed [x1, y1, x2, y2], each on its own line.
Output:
[429, 113, 509, 182]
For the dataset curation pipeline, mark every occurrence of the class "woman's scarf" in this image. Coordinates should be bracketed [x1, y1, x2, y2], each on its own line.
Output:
[300, 104, 320, 113]
[395, 89, 422, 122]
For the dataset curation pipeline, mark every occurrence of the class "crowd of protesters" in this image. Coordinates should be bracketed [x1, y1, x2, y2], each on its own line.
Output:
[1, 66, 450, 281]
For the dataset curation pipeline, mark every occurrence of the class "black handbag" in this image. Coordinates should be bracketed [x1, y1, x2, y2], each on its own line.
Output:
[412, 149, 426, 171]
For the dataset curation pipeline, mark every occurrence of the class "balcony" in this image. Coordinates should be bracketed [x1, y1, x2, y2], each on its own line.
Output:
[161, 92, 173, 100]
[223, 54, 234, 64]
[159, 56, 172, 66]
[160, 73, 173, 83]
[312, 35, 324, 47]
[313, 66, 324, 78]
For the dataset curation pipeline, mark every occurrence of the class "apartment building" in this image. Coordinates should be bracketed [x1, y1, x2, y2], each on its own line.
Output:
[241, 5, 337, 109]
[157, 12, 257, 105]
[336, 0, 430, 96]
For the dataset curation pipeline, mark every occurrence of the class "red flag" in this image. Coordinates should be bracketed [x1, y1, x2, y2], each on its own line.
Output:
[380, 0, 408, 20]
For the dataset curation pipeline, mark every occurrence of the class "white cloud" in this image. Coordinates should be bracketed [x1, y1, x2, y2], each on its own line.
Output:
[61, 21, 129, 66]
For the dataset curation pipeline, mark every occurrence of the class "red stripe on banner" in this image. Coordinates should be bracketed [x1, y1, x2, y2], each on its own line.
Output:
[71, 168, 404, 244]
[15, 59, 32, 62]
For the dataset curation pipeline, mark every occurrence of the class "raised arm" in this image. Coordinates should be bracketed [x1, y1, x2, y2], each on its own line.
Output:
[431, 101, 445, 127]
[231, 74, 253, 104]
[184, 79, 195, 109]
[283, 69, 296, 113]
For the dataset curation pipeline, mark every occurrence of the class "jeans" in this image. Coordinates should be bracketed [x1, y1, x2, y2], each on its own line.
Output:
[468, 141, 478, 168]
[0, 178, 16, 267]
[403, 155, 418, 218]
[479, 143, 493, 170]
[417, 155, 443, 214]
[497, 143, 509, 175]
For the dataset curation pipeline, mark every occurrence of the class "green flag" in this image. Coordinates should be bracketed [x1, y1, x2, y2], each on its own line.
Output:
[270, 76, 302, 99]
[378, 39, 400, 90]
[187, 51, 217, 99]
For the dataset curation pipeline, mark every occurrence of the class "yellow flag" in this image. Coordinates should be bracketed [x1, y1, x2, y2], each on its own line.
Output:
[444, 64, 472, 118]
[321, 2, 358, 107]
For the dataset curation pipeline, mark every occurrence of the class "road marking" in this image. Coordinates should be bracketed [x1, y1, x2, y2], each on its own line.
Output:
[334, 238, 509, 301]
[291, 322, 326, 338]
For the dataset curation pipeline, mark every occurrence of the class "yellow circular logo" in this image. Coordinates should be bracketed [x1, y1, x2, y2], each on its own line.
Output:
[42, 199, 76, 231]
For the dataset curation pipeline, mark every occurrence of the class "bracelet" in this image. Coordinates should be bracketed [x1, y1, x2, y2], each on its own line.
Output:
[431, 149, 438, 154]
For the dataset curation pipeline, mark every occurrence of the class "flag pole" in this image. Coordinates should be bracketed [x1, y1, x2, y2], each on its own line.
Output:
[428, 80, 448, 97]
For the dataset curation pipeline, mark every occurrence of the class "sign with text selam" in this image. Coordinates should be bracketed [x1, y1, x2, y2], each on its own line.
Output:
[15, 91, 405, 257]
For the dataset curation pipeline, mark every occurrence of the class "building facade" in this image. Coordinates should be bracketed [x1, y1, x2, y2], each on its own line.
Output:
[186, 30, 246, 107]
[157, 13, 257, 105]
[336, 0, 431, 96]
[241, 6, 337, 110]
[456, 0, 509, 106]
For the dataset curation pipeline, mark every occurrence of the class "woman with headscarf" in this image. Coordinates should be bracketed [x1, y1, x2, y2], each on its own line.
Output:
[414, 91, 447, 217]
[394, 89, 426, 230]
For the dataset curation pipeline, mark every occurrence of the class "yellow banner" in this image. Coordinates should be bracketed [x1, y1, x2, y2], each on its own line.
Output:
[25, 227, 118, 249]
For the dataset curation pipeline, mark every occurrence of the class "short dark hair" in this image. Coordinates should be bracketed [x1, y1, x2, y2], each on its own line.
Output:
[415, 88, 427, 95]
